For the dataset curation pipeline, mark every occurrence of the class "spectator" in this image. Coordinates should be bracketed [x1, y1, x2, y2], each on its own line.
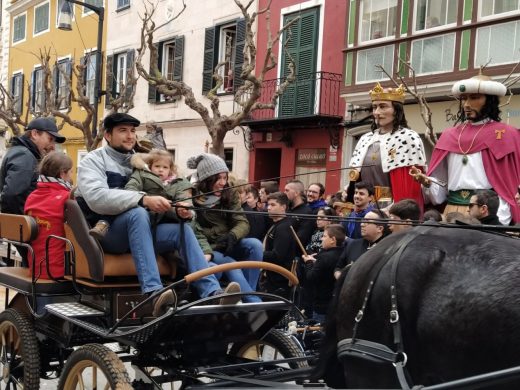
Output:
[335, 210, 390, 279]
[303, 224, 346, 323]
[411, 72, 520, 224]
[76, 113, 228, 317]
[188, 153, 263, 292]
[284, 179, 315, 248]
[307, 182, 327, 212]
[305, 206, 336, 255]
[258, 181, 279, 211]
[388, 199, 422, 233]
[0, 117, 65, 215]
[468, 189, 502, 225]
[260, 192, 296, 298]
[243, 187, 269, 241]
[24, 152, 73, 279]
[424, 208, 444, 222]
[515, 185, 520, 206]
[342, 182, 374, 239]
[0, 117, 65, 266]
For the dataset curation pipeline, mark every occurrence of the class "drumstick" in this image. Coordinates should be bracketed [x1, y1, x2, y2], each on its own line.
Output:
[289, 226, 308, 257]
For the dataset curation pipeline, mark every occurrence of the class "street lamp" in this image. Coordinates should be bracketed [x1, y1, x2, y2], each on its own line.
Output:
[58, 0, 104, 138]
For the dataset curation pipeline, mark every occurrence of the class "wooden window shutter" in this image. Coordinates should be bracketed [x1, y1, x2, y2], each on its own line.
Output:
[125, 49, 135, 101]
[233, 19, 246, 91]
[148, 43, 160, 103]
[105, 54, 113, 107]
[173, 35, 184, 82]
[202, 27, 216, 94]
[30, 70, 36, 112]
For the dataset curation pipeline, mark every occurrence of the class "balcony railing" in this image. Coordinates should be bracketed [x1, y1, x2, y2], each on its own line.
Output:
[237, 71, 343, 122]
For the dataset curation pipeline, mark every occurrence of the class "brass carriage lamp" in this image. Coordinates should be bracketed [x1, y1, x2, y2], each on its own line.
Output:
[58, 0, 104, 137]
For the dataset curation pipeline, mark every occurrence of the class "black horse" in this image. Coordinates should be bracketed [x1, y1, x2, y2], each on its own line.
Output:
[316, 225, 520, 389]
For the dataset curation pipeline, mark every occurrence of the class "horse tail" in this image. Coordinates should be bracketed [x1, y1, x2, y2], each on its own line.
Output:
[310, 267, 349, 388]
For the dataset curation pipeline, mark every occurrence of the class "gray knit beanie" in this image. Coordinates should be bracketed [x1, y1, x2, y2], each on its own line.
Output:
[187, 153, 229, 182]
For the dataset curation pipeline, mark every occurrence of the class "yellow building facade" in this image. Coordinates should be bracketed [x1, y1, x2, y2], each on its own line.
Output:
[6, 0, 106, 180]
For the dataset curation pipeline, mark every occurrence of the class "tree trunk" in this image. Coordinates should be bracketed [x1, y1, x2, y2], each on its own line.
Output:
[210, 133, 225, 158]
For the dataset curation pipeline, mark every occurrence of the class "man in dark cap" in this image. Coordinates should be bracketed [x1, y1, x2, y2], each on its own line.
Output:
[76, 113, 235, 317]
[0, 117, 65, 215]
[0, 116, 65, 266]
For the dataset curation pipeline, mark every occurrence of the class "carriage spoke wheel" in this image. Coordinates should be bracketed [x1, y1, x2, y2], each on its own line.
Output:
[58, 344, 132, 390]
[230, 329, 308, 369]
[0, 308, 40, 389]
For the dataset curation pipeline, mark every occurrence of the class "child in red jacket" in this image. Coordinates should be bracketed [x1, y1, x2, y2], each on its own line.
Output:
[24, 152, 73, 279]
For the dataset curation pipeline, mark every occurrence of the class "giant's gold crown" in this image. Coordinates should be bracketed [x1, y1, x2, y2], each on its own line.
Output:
[369, 82, 406, 103]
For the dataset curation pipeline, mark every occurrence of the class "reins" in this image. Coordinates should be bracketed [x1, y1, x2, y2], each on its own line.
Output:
[337, 226, 435, 390]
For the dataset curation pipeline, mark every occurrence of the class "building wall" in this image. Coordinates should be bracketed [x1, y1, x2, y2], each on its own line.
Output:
[6, 0, 107, 178]
[249, 0, 347, 192]
[106, 0, 252, 180]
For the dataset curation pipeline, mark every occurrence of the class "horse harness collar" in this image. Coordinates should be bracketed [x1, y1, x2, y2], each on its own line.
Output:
[337, 227, 435, 390]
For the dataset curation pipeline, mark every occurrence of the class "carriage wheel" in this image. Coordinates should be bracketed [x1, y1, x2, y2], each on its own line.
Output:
[230, 329, 308, 369]
[0, 308, 40, 389]
[58, 344, 132, 390]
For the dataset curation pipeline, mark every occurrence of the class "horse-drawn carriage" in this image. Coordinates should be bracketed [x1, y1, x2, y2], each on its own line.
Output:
[0, 199, 316, 389]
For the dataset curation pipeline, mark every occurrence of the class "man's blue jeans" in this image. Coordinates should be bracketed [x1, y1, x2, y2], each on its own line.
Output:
[224, 238, 263, 290]
[101, 207, 221, 297]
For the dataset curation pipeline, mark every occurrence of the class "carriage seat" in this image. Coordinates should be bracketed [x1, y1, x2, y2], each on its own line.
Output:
[63, 199, 175, 283]
[0, 213, 72, 295]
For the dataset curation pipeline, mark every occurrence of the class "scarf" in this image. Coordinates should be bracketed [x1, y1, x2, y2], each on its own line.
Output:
[38, 175, 73, 190]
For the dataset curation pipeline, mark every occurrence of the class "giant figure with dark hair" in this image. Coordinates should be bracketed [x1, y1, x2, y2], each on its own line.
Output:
[411, 72, 520, 224]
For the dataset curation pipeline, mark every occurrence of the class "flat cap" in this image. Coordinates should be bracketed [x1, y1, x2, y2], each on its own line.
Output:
[26, 117, 65, 143]
[103, 113, 140, 131]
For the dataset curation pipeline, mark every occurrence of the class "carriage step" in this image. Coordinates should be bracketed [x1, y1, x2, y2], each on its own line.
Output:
[45, 302, 105, 317]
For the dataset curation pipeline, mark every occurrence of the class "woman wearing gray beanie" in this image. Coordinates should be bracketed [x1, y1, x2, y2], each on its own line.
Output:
[187, 153, 264, 294]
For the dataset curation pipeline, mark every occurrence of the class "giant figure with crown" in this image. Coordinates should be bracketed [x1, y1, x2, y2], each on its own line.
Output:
[349, 83, 427, 210]
[411, 73, 520, 224]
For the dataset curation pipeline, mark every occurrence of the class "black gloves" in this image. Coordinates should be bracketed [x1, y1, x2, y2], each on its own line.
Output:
[214, 233, 238, 256]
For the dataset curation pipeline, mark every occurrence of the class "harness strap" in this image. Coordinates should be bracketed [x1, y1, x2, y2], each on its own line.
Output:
[338, 338, 403, 365]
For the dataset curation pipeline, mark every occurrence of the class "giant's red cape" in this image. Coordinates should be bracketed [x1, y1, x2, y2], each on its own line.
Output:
[427, 121, 520, 223]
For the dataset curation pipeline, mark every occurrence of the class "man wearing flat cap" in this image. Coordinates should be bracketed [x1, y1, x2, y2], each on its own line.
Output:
[411, 72, 520, 224]
[0, 116, 65, 215]
[76, 112, 229, 316]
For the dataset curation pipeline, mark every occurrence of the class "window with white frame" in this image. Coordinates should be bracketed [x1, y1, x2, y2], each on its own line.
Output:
[57, 0, 74, 25]
[411, 33, 455, 75]
[356, 45, 393, 83]
[33, 68, 45, 113]
[115, 53, 127, 96]
[415, 0, 457, 31]
[359, 0, 397, 42]
[13, 13, 26, 43]
[224, 147, 234, 172]
[83, 0, 103, 15]
[480, 0, 520, 18]
[11, 73, 23, 115]
[160, 40, 176, 102]
[475, 20, 520, 66]
[218, 24, 237, 93]
[56, 59, 71, 109]
[117, 0, 130, 10]
[34, 2, 50, 35]
[85, 54, 97, 104]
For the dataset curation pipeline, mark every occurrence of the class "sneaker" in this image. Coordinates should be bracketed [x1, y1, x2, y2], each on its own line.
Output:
[218, 282, 241, 305]
[152, 289, 176, 317]
[89, 220, 110, 241]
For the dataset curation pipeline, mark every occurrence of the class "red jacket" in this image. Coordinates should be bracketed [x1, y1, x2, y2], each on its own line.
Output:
[24, 182, 70, 279]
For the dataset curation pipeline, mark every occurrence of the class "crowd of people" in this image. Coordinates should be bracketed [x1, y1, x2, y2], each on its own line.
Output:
[0, 72, 519, 322]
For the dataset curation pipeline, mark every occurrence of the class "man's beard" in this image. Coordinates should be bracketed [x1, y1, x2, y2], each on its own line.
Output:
[111, 145, 133, 153]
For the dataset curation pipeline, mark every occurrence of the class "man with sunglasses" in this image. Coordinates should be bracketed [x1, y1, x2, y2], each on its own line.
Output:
[468, 189, 502, 225]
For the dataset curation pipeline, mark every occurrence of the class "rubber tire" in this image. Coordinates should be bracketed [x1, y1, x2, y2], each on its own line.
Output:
[58, 343, 132, 390]
[0, 308, 40, 389]
[230, 328, 308, 369]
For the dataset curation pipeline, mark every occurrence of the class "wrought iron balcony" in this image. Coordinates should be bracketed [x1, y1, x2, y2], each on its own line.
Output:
[237, 71, 343, 124]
